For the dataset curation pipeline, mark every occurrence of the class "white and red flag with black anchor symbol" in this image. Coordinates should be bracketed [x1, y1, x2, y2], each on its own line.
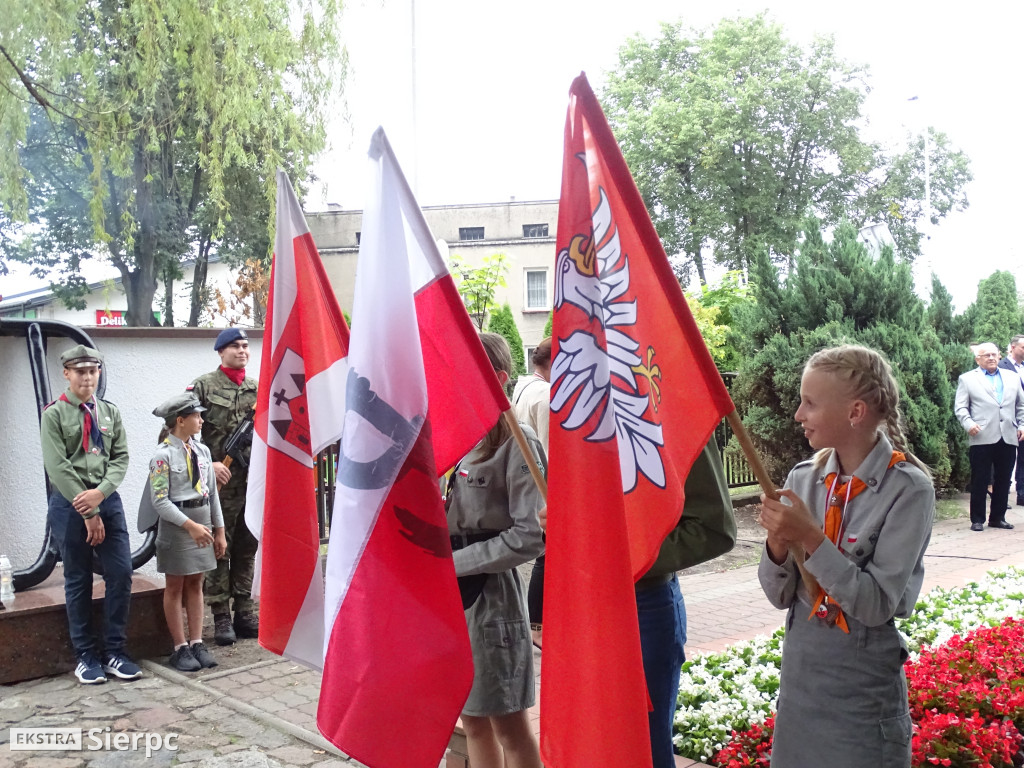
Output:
[316, 127, 509, 768]
[245, 170, 351, 670]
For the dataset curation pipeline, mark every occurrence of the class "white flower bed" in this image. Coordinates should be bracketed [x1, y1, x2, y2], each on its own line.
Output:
[898, 566, 1024, 654]
[673, 630, 783, 760]
[672, 566, 1024, 762]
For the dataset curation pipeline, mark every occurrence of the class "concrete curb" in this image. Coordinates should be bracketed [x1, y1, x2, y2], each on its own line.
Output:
[139, 659, 350, 761]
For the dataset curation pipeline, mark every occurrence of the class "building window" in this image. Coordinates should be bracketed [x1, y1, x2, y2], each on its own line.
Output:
[525, 269, 548, 310]
[525, 346, 537, 373]
[355, 231, 361, 245]
[523, 223, 549, 238]
[459, 226, 485, 241]
[1, 307, 36, 319]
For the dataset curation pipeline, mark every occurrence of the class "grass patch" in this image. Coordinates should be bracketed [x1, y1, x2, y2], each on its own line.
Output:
[729, 484, 761, 499]
[934, 497, 967, 522]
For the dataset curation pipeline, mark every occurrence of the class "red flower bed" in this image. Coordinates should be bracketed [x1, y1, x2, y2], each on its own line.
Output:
[712, 619, 1024, 768]
[713, 716, 774, 767]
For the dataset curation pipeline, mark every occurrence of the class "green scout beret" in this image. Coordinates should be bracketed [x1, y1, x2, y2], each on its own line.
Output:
[153, 392, 207, 420]
[61, 345, 104, 369]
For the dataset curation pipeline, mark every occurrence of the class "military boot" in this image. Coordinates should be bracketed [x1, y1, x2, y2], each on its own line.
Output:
[233, 610, 259, 639]
[213, 610, 236, 646]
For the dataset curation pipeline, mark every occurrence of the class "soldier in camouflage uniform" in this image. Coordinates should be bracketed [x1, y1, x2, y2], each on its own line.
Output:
[187, 328, 258, 645]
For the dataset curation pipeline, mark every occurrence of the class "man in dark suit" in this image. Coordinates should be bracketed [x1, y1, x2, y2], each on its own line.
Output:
[956, 342, 1024, 530]
[998, 335, 1024, 505]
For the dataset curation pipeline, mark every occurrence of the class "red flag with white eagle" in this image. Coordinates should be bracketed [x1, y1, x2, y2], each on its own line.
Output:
[316, 127, 508, 768]
[540, 74, 734, 768]
[244, 170, 350, 669]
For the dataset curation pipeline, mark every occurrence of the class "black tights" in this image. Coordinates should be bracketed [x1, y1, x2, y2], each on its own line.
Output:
[527, 554, 545, 625]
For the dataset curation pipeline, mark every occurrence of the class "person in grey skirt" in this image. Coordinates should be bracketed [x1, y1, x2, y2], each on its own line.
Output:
[757, 345, 934, 767]
[445, 333, 545, 768]
[139, 392, 226, 672]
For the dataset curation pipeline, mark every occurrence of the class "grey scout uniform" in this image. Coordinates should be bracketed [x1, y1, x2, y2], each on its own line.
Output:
[758, 433, 934, 768]
[446, 425, 545, 717]
[188, 369, 258, 611]
[138, 436, 224, 575]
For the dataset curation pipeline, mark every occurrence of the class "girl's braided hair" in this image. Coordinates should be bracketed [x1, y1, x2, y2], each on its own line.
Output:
[806, 344, 932, 479]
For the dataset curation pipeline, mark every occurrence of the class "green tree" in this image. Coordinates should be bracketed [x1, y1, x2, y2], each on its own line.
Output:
[685, 294, 727, 366]
[851, 129, 971, 257]
[691, 269, 751, 371]
[487, 303, 526, 379]
[733, 221, 962, 489]
[450, 252, 508, 329]
[923, 274, 975, 488]
[602, 14, 971, 284]
[973, 271, 1020, 348]
[0, 0, 341, 325]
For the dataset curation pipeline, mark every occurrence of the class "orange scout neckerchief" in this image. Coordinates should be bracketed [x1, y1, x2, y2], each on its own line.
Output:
[809, 450, 906, 633]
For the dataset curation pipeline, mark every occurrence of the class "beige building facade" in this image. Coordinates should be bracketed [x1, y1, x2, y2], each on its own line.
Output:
[2, 199, 561, 370]
[308, 198, 559, 369]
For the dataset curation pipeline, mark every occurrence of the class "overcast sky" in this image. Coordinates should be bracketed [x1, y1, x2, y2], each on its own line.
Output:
[313, 0, 1022, 311]
[4, 0, 1019, 312]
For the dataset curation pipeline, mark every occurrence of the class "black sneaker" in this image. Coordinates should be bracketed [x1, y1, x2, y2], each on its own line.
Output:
[233, 610, 259, 639]
[103, 652, 142, 680]
[214, 612, 236, 646]
[168, 645, 202, 672]
[75, 654, 107, 685]
[190, 642, 218, 669]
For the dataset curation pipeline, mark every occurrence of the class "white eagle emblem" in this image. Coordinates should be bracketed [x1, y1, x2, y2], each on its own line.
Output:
[551, 187, 665, 492]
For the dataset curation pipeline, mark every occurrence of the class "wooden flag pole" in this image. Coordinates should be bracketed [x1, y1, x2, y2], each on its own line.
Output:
[503, 409, 548, 501]
[725, 409, 821, 597]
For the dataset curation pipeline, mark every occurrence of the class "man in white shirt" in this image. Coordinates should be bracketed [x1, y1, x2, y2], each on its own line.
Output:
[955, 342, 1024, 530]
[998, 335, 1024, 505]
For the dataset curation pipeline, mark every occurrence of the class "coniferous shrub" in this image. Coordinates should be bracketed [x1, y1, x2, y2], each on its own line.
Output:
[487, 303, 527, 379]
[974, 271, 1020, 347]
[732, 221, 967, 490]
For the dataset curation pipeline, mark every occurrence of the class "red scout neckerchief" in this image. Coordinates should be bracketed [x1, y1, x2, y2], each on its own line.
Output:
[220, 365, 245, 385]
[809, 449, 906, 633]
[60, 393, 105, 455]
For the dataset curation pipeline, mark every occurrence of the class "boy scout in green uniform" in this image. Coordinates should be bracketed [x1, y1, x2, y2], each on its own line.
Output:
[41, 345, 142, 684]
[187, 328, 258, 645]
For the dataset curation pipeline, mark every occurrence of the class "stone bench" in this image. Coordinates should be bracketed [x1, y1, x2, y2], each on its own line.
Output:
[0, 568, 167, 684]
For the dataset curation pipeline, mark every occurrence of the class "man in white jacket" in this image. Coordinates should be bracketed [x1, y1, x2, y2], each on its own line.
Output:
[955, 342, 1024, 531]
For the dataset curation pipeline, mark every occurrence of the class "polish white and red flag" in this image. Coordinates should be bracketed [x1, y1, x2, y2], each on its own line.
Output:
[317, 127, 509, 768]
[244, 170, 350, 670]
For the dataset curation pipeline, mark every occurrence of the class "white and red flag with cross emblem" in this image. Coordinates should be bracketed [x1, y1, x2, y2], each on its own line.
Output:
[316, 127, 509, 768]
[540, 74, 735, 768]
[244, 170, 351, 670]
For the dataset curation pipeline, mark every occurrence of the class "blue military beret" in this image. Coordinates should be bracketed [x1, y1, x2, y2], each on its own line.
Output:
[214, 328, 248, 351]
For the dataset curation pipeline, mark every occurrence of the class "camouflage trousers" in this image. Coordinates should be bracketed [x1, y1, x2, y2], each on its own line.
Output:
[205, 480, 258, 614]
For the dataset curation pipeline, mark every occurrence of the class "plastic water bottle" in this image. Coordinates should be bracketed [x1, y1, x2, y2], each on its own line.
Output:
[0, 555, 13, 603]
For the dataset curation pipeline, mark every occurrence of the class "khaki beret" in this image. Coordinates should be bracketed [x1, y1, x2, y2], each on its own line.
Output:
[61, 345, 104, 369]
[153, 392, 207, 420]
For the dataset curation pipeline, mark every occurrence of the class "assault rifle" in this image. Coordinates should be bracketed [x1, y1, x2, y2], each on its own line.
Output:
[221, 406, 256, 479]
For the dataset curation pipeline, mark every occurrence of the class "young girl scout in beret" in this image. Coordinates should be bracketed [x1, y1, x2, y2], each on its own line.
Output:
[140, 392, 226, 672]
